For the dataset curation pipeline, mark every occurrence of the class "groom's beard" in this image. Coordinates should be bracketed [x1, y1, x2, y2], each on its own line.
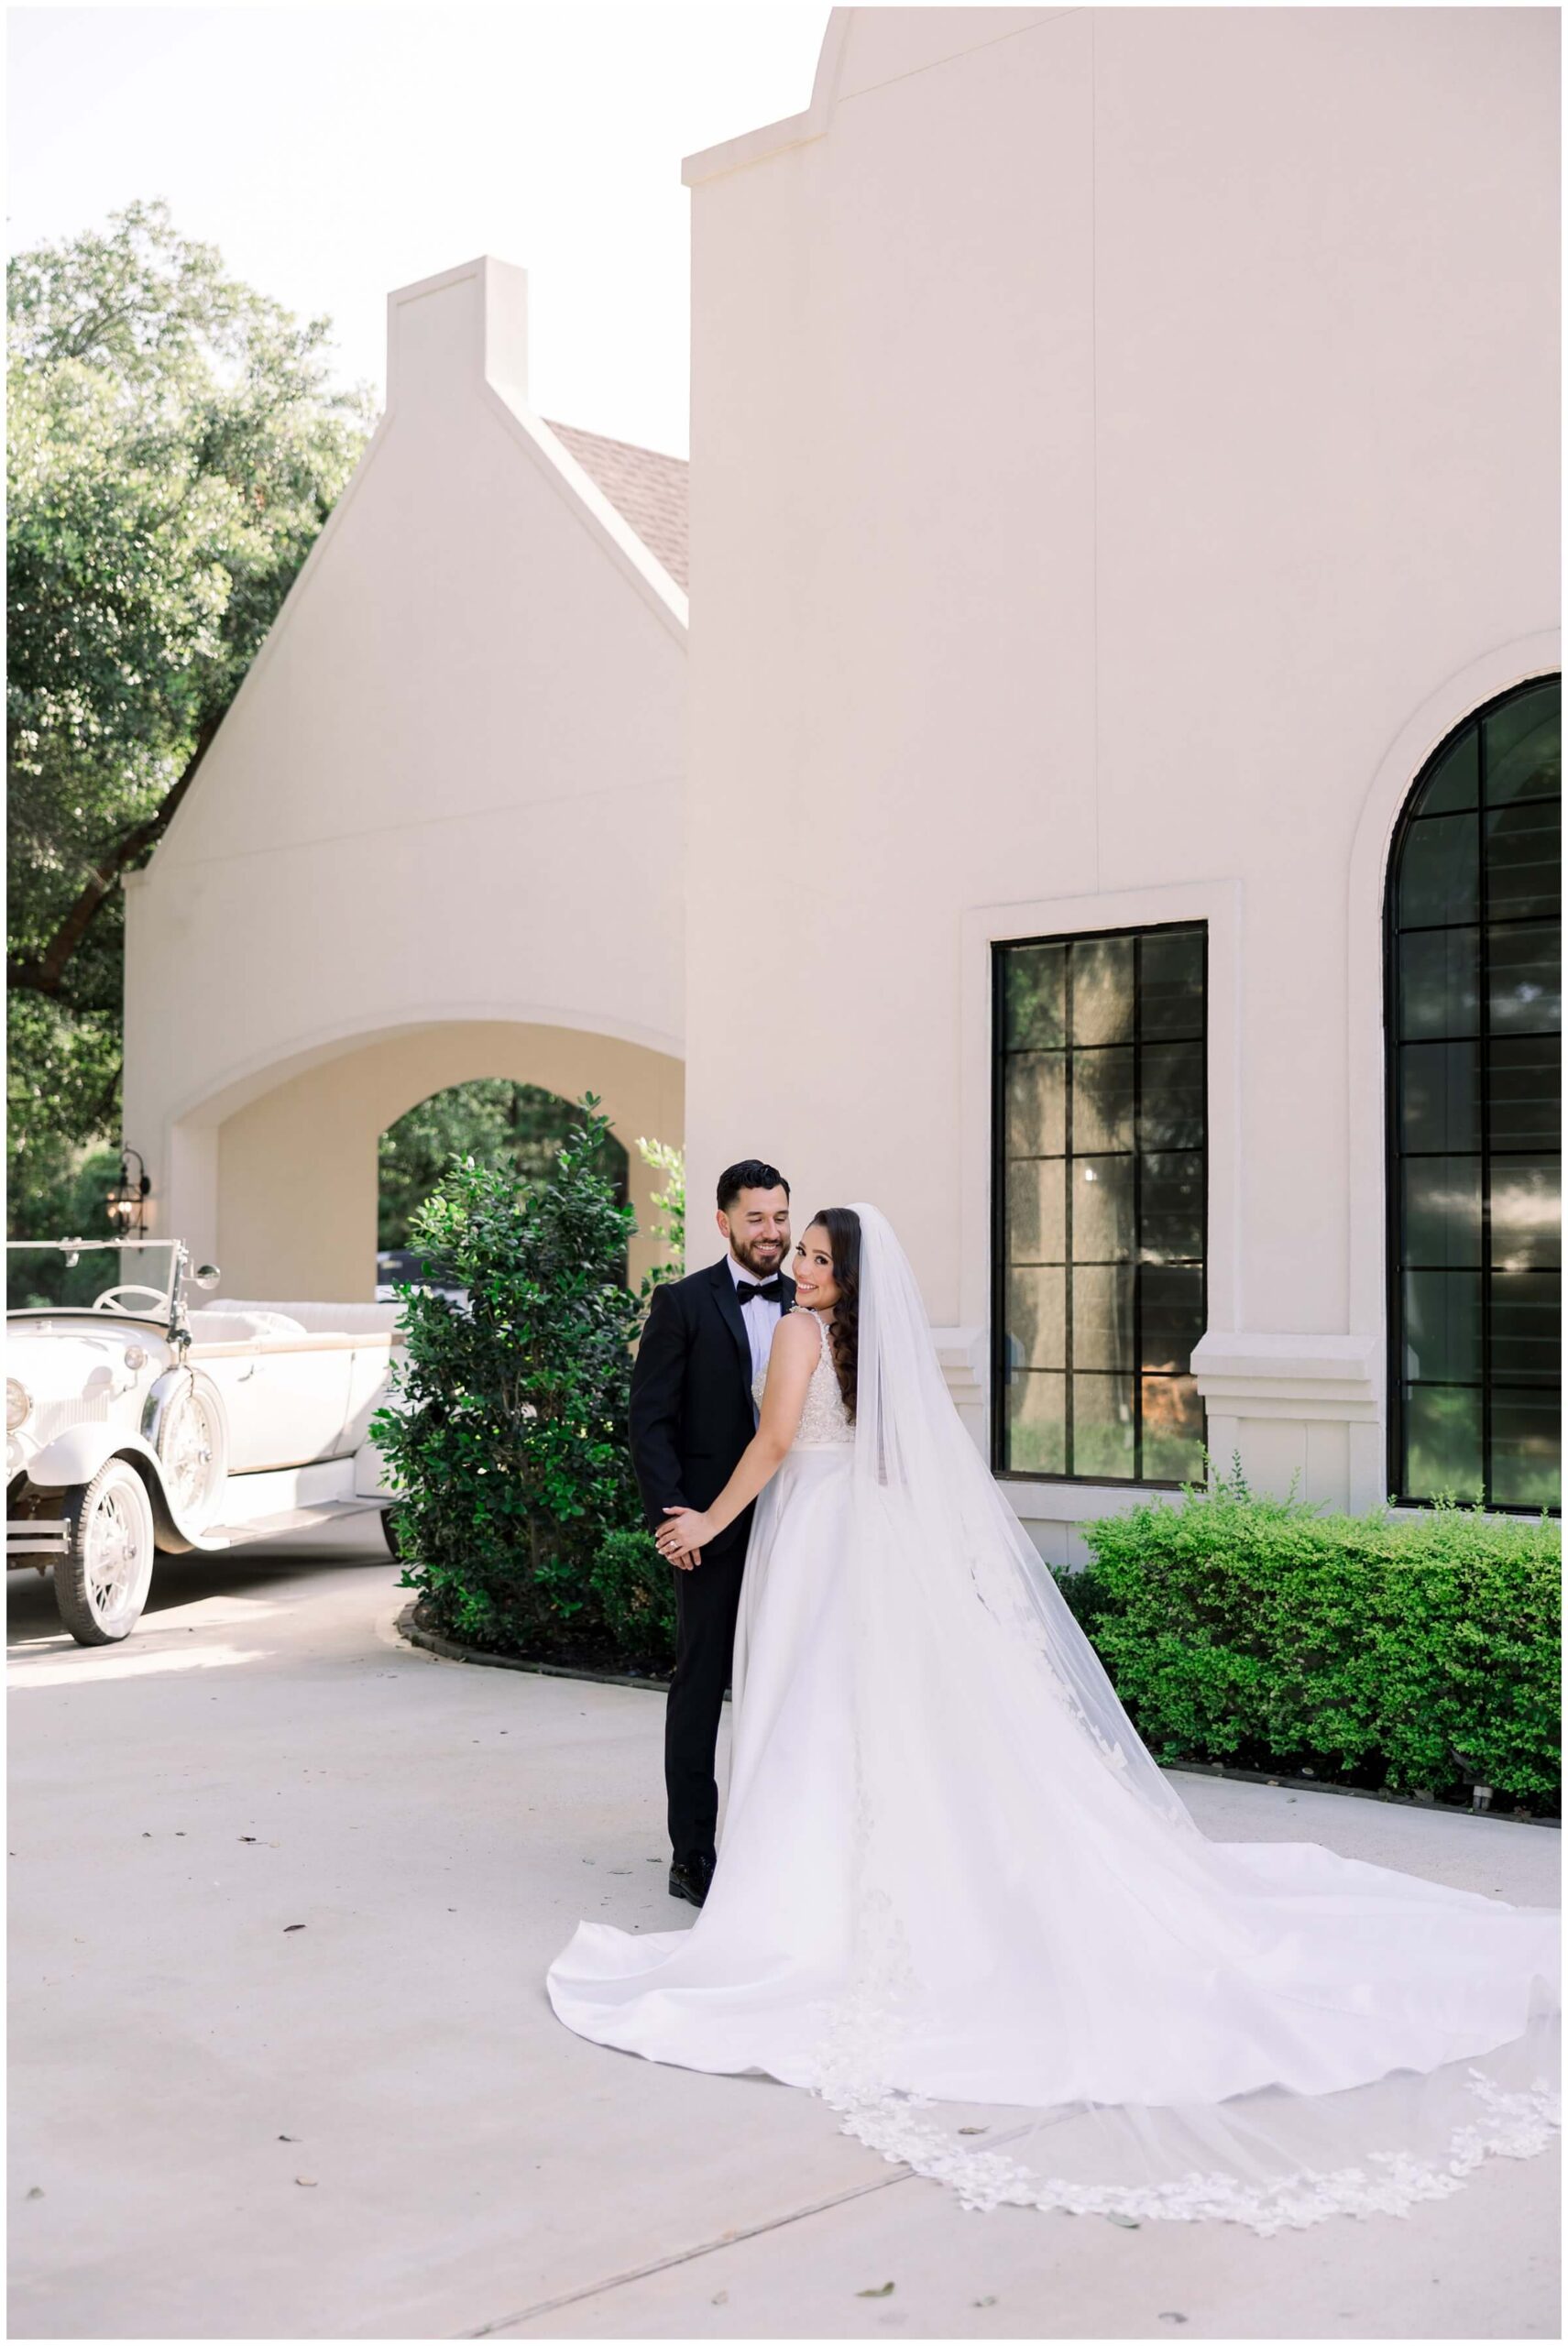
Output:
[730, 1235, 786, 1278]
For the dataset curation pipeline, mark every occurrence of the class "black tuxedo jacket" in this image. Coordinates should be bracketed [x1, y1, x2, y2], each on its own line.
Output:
[629, 1259, 796, 1562]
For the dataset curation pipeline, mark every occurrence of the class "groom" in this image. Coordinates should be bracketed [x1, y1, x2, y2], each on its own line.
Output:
[630, 1159, 794, 1908]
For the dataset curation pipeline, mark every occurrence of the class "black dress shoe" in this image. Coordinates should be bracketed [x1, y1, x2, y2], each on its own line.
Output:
[669, 1851, 716, 1908]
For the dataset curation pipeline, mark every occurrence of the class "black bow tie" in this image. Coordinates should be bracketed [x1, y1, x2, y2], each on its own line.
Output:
[735, 1277, 785, 1305]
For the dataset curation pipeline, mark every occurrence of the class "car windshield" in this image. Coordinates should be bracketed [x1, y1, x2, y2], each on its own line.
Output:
[5, 1240, 181, 1318]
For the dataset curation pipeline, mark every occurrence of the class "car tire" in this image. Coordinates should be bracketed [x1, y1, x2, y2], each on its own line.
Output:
[54, 1458, 158, 1646]
[379, 1505, 402, 1561]
[153, 1370, 228, 1523]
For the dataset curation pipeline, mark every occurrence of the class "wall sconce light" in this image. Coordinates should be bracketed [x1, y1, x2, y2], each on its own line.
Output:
[106, 1147, 151, 1235]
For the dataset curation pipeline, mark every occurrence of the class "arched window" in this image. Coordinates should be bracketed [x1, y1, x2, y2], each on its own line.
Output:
[1386, 677, 1561, 1512]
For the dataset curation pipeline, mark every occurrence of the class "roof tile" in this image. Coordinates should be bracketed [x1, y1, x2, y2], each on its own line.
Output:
[543, 419, 689, 593]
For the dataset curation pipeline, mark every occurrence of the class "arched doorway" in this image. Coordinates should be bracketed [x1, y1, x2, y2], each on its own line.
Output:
[159, 1017, 681, 1301]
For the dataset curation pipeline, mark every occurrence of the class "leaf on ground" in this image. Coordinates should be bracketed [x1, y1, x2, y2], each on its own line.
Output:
[239, 1836, 257, 1843]
[710, 2289, 729, 2306]
[294, 2176, 317, 2187]
[1157, 2316, 1189, 2326]
[958, 2125, 989, 2135]
[283, 1924, 306, 1933]
[278, 2134, 298, 2143]
[856, 2283, 895, 2297]
[972, 2296, 998, 2308]
[26, 2187, 43, 2199]
[1106, 2211, 1140, 2228]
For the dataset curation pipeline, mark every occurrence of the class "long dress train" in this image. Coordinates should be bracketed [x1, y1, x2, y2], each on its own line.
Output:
[548, 1213, 1559, 2232]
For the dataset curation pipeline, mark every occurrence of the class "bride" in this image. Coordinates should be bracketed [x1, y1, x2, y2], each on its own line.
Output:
[547, 1204, 1560, 2231]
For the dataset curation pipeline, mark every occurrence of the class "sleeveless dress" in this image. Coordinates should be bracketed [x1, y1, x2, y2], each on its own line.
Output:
[547, 1309, 861, 2079]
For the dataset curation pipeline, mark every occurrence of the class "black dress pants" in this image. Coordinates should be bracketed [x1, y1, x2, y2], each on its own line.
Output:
[664, 1527, 749, 1864]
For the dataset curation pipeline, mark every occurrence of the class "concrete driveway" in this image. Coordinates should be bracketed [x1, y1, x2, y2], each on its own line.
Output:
[7, 1540, 1560, 2341]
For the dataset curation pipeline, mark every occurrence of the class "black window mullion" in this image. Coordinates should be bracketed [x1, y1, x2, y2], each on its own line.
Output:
[1478, 718, 1494, 1505]
[992, 920, 1207, 1490]
[1200, 922, 1209, 1473]
[1063, 942, 1076, 1477]
[989, 946, 1005, 1473]
[1132, 931, 1144, 1482]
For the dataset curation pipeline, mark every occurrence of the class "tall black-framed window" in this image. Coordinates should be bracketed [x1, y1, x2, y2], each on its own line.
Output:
[992, 923, 1207, 1485]
[1387, 675, 1561, 1514]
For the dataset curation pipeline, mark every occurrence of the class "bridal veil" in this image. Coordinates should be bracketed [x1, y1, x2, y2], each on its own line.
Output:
[809, 1203, 1559, 2229]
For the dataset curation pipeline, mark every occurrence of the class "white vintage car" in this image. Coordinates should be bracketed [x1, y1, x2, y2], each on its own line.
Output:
[6, 1237, 408, 1646]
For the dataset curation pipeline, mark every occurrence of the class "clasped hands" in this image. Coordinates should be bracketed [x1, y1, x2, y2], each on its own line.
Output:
[656, 1506, 713, 1570]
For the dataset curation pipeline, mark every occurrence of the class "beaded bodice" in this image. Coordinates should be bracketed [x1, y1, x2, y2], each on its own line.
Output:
[752, 1307, 854, 1449]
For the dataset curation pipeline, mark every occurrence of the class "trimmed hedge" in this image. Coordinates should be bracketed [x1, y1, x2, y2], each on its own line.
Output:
[1053, 1471, 1561, 1814]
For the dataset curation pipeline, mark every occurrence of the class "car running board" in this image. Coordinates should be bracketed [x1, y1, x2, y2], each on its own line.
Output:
[203, 1499, 390, 1546]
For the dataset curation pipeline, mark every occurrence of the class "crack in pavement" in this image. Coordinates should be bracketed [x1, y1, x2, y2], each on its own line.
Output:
[458, 2165, 919, 2336]
[458, 2114, 1050, 2336]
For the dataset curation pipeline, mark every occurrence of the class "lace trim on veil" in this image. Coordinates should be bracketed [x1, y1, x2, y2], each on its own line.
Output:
[802, 1879, 1560, 2234]
[809, 2028, 1560, 2234]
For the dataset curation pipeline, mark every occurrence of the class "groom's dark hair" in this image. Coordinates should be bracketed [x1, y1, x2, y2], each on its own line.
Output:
[717, 1159, 790, 1211]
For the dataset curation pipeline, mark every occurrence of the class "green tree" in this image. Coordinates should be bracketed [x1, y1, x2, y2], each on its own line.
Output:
[378, 1080, 629, 1254]
[6, 200, 372, 1232]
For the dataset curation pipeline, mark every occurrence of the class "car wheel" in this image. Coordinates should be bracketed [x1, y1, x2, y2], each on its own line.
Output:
[54, 1459, 158, 1645]
[380, 1505, 402, 1561]
[155, 1372, 227, 1521]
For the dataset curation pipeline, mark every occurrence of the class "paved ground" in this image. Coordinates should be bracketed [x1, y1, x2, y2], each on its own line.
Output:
[7, 1538, 1561, 2341]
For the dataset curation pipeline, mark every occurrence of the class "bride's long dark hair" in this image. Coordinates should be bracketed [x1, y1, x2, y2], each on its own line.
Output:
[810, 1206, 862, 1420]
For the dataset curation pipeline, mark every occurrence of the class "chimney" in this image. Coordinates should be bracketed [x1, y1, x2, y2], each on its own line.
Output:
[385, 256, 529, 413]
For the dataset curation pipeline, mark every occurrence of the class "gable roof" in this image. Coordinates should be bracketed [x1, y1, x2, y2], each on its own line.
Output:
[543, 419, 689, 592]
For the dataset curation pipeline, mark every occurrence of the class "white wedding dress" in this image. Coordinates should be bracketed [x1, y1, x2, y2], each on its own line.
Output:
[547, 1206, 1560, 2232]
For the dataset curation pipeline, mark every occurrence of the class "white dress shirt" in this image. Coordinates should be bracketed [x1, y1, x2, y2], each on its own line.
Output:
[728, 1250, 784, 1405]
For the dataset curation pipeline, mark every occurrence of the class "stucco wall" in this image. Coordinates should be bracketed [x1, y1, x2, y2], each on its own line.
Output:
[123, 258, 686, 1298]
[682, 5, 1559, 1521]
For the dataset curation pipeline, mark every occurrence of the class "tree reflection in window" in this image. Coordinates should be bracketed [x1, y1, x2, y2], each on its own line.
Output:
[993, 925, 1207, 1485]
[1387, 678, 1561, 1511]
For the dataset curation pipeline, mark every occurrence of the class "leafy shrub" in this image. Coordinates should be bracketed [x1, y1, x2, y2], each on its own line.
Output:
[372, 1096, 668, 1672]
[1056, 1464, 1561, 1812]
[587, 1527, 678, 1672]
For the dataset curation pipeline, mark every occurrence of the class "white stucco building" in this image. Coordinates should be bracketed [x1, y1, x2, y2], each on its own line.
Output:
[124, 9, 1560, 1547]
[123, 257, 687, 1298]
[678, 5, 1559, 1550]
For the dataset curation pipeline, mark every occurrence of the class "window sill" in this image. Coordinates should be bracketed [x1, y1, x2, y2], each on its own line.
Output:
[997, 1474, 1184, 1523]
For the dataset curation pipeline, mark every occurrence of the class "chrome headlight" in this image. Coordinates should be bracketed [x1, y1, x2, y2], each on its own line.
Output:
[6, 1377, 32, 1432]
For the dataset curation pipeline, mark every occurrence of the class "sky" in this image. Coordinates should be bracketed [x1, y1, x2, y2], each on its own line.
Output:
[6, 3, 830, 455]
